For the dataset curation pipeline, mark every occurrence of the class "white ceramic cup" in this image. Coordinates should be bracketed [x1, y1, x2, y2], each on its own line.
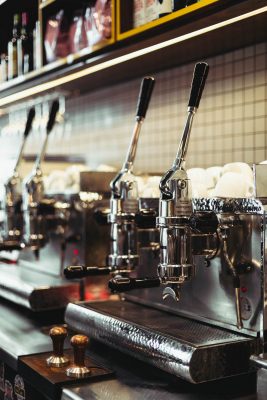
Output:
[222, 162, 253, 181]
[213, 172, 254, 198]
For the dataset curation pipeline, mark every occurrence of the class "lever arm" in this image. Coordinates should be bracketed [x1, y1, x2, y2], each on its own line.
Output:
[110, 77, 155, 195]
[160, 62, 209, 198]
[14, 107, 35, 173]
[34, 100, 59, 170]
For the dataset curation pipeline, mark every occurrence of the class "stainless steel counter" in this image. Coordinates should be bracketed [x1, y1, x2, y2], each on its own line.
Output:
[0, 297, 65, 370]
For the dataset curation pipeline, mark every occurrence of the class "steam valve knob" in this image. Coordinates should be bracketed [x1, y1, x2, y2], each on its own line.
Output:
[46, 326, 69, 367]
[66, 335, 91, 378]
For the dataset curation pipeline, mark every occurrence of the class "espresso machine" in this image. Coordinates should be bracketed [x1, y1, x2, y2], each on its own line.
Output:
[0, 99, 119, 311]
[65, 62, 266, 384]
[64, 76, 157, 282]
[0, 107, 35, 253]
[0, 100, 83, 311]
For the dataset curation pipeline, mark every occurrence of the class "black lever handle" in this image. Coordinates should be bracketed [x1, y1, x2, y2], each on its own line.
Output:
[64, 265, 111, 279]
[108, 277, 161, 293]
[24, 107, 35, 138]
[188, 62, 209, 109]
[136, 76, 155, 119]
[46, 100, 60, 134]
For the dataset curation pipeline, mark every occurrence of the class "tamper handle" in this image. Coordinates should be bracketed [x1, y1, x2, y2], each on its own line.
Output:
[188, 62, 209, 109]
[66, 334, 91, 377]
[49, 326, 67, 357]
[71, 335, 89, 367]
[47, 326, 69, 367]
[136, 76, 155, 119]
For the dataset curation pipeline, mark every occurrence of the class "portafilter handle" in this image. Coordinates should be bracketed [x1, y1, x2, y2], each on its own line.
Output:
[64, 265, 112, 279]
[108, 276, 161, 293]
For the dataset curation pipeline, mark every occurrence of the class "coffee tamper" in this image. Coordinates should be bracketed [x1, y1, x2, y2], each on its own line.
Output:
[46, 326, 69, 367]
[66, 334, 91, 378]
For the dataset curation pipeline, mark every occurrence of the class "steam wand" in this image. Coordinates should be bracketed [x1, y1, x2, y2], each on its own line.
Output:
[219, 227, 243, 330]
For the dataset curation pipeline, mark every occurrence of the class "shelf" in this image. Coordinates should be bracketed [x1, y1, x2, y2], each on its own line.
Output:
[0, 0, 266, 111]
[39, 0, 88, 10]
[39, 0, 57, 9]
[117, 0, 220, 40]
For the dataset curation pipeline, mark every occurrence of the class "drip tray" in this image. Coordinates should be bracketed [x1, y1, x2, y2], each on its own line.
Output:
[0, 264, 80, 311]
[65, 300, 258, 384]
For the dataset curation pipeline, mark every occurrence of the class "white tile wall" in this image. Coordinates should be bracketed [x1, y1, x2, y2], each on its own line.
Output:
[0, 40, 266, 177]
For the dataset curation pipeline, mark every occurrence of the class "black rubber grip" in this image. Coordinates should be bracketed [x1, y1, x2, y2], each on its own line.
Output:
[136, 76, 155, 119]
[108, 277, 160, 293]
[188, 62, 209, 109]
[24, 107, 35, 138]
[64, 265, 111, 279]
[46, 100, 60, 133]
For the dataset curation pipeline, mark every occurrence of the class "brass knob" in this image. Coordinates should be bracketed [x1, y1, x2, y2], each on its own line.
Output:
[46, 326, 69, 367]
[66, 334, 91, 378]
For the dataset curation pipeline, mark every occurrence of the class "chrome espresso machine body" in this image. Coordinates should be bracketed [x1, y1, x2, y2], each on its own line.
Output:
[65, 63, 266, 383]
[0, 101, 113, 311]
[0, 107, 35, 252]
[64, 76, 158, 282]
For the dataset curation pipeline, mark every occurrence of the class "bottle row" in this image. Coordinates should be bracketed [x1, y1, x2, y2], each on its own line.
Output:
[0, 0, 205, 84]
[0, 12, 41, 83]
[44, 1, 112, 64]
[0, 0, 112, 83]
[133, 0, 201, 28]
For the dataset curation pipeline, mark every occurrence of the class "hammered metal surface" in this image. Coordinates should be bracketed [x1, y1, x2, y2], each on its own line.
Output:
[192, 198, 264, 214]
[65, 301, 256, 383]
